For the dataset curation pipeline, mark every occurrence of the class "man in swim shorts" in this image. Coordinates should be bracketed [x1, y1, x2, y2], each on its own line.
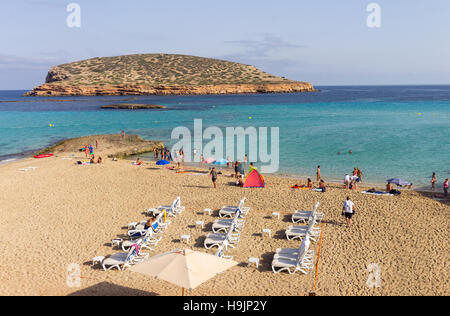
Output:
[210, 167, 218, 188]
[342, 196, 355, 227]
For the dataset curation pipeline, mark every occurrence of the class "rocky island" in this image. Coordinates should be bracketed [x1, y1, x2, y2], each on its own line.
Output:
[101, 104, 166, 110]
[25, 54, 316, 96]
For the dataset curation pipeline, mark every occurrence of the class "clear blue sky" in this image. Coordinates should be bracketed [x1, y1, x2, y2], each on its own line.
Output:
[1, 0, 449, 89]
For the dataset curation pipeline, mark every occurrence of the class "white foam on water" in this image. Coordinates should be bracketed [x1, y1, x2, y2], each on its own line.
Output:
[0, 158, 18, 165]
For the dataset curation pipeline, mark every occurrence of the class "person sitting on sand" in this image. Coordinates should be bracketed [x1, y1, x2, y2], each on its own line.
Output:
[97, 156, 102, 164]
[319, 179, 327, 192]
[386, 182, 393, 192]
[90, 156, 95, 164]
[236, 174, 244, 187]
[136, 158, 143, 166]
[307, 178, 313, 189]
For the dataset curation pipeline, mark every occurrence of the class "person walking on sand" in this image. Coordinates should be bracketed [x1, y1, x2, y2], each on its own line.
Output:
[431, 172, 437, 190]
[357, 168, 363, 183]
[95, 139, 98, 149]
[316, 165, 321, 182]
[342, 196, 355, 227]
[444, 178, 449, 199]
[210, 167, 218, 188]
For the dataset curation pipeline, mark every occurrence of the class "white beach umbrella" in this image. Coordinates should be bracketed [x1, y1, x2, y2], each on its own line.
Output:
[129, 248, 237, 294]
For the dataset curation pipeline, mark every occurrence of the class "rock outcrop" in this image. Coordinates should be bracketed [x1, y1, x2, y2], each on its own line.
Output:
[26, 82, 315, 96]
[101, 104, 166, 110]
[36, 134, 164, 159]
[25, 53, 316, 96]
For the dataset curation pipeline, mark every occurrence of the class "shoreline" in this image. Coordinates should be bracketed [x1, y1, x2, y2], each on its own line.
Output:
[0, 145, 441, 194]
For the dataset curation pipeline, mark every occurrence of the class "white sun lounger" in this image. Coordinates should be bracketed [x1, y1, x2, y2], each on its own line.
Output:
[272, 236, 314, 274]
[218, 198, 249, 218]
[286, 218, 321, 241]
[101, 246, 148, 271]
[120, 228, 162, 252]
[212, 218, 245, 233]
[204, 230, 240, 249]
[292, 202, 322, 224]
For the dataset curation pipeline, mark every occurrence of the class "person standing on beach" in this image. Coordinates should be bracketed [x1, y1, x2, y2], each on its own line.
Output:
[95, 139, 98, 149]
[357, 168, 363, 183]
[84, 145, 89, 158]
[234, 161, 240, 178]
[121, 130, 126, 139]
[431, 172, 437, 190]
[210, 167, 218, 188]
[316, 166, 321, 182]
[342, 196, 355, 227]
[444, 178, 449, 199]
[89, 144, 94, 158]
[244, 154, 248, 165]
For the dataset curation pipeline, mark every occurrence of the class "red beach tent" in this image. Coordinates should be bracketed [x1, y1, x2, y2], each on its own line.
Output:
[243, 169, 265, 188]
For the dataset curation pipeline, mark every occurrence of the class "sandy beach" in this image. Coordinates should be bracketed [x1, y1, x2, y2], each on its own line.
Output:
[0, 144, 448, 296]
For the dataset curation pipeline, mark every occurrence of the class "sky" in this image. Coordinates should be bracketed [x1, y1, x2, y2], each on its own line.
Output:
[0, 0, 449, 89]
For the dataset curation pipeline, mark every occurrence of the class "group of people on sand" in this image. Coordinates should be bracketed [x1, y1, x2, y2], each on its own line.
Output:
[344, 167, 363, 190]
[154, 147, 174, 162]
[79, 143, 102, 164]
[431, 172, 449, 199]
[207, 159, 251, 188]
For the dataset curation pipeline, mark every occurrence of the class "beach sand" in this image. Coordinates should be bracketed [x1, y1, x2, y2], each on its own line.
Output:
[0, 151, 448, 296]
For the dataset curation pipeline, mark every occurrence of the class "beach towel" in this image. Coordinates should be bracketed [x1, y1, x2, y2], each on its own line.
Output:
[361, 191, 393, 196]
[130, 244, 140, 256]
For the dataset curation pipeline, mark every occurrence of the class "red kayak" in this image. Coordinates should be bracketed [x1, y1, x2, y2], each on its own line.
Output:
[34, 154, 53, 159]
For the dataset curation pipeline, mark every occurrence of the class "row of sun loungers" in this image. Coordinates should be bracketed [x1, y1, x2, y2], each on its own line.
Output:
[206, 198, 250, 253]
[99, 197, 184, 271]
[271, 202, 323, 274]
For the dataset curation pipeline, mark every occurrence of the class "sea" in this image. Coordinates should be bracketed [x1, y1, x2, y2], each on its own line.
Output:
[0, 85, 449, 187]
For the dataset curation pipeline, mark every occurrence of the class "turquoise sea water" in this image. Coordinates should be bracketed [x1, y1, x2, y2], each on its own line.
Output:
[0, 86, 449, 186]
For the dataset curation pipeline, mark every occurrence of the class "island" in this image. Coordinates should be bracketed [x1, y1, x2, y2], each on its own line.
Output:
[101, 104, 166, 110]
[24, 54, 316, 96]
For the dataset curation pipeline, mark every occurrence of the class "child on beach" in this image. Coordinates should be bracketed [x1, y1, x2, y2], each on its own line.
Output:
[135, 158, 143, 166]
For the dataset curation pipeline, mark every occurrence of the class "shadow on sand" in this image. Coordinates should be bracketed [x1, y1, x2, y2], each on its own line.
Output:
[67, 282, 159, 296]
